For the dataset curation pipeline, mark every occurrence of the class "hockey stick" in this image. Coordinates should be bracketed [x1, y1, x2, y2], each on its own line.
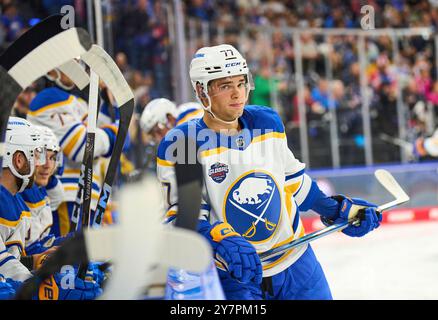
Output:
[15, 173, 212, 300]
[78, 45, 135, 227]
[259, 169, 410, 262]
[74, 70, 99, 279]
[58, 60, 90, 92]
[69, 69, 98, 234]
[73, 45, 134, 278]
[0, 14, 92, 168]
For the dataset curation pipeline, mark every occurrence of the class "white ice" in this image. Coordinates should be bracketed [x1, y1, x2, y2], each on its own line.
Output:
[311, 221, 438, 300]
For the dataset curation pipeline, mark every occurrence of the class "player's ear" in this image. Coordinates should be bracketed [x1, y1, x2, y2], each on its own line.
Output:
[167, 113, 176, 126]
[196, 83, 208, 107]
[13, 151, 29, 174]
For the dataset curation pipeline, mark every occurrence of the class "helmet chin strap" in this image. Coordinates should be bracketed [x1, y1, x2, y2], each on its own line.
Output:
[202, 94, 240, 126]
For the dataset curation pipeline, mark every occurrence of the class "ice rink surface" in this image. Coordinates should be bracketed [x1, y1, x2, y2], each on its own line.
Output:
[311, 221, 438, 300]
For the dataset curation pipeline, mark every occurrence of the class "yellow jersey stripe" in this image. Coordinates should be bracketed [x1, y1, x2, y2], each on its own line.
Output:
[63, 186, 100, 200]
[57, 202, 70, 236]
[200, 132, 285, 158]
[24, 198, 47, 209]
[157, 158, 175, 167]
[252, 131, 285, 144]
[165, 210, 177, 218]
[200, 147, 228, 158]
[0, 211, 31, 228]
[28, 95, 75, 116]
[176, 109, 204, 125]
[63, 127, 86, 157]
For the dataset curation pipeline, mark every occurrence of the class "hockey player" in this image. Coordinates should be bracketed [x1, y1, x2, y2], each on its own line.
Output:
[414, 129, 438, 158]
[157, 44, 382, 300]
[27, 68, 118, 236]
[19, 125, 65, 250]
[0, 117, 101, 300]
[140, 98, 203, 144]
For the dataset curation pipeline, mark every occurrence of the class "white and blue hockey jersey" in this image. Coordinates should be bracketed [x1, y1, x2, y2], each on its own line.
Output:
[27, 87, 117, 213]
[0, 186, 32, 281]
[157, 106, 318, 277]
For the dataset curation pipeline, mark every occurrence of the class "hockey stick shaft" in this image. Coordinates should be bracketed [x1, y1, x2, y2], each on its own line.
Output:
[75, 70, 98, 279]
[70, 70, 98, 233]
[259, 170, 409, 262]
[78, 45, 134, 226]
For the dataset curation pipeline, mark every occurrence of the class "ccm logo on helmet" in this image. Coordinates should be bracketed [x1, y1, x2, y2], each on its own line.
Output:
[225, 62, 241, 68]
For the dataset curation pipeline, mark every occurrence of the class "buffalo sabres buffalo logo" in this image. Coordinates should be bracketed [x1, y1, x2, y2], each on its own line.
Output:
[224, 171, 281, 242]
[208, 162, 229, 183]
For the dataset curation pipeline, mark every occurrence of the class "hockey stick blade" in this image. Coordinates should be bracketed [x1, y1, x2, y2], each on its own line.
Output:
[374, 169, 410, 207]
[0, 15, 91, 168]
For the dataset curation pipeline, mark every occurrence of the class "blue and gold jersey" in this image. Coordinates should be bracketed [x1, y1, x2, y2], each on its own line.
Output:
[157, 105, 318, 277]
[19, 185, 53, 245]
[0, 186, 33, 281]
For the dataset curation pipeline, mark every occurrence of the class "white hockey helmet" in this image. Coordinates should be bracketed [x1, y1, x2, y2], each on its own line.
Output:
[34, 125, 62, 167]
[189, 44, 254, 122]
[3, 117, 46, 192]
[140, 98, 177, 133]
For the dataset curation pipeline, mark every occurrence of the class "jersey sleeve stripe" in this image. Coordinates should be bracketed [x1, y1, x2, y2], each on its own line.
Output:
[27, 95, 74, 116]
[72, 135, 87, 162]
[5, 240, 25, 255]
[59, 123, 81, 146]
[293, 174, 312, 206]
[62, 126, 86, 157]
[157, 157, 175, 167]
[285, 169, 305, 181]
[0, 255, 15, 267]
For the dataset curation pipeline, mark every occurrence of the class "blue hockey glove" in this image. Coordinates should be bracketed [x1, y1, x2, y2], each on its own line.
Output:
[36, 271, 102, 300]
[25, 233, 71, 255]
[321, 195, 382, 237]
[0, 274, 16, 300]
[84, 262, 111, 287]
[198, 220, 263, 285]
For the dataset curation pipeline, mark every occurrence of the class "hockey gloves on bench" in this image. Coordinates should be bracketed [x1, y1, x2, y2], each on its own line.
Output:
[199, 220, 263, 285]
[322, 195, 382, 237]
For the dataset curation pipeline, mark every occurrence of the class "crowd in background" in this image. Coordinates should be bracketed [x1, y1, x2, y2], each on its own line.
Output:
[1, 0, 437, 169]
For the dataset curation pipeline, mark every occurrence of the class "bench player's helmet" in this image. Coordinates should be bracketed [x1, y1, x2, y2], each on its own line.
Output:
[3, 117, 46, 192]
[140, 98, 177, 134]
[189, 44, 255, 123]
[35, 125, 62, 167]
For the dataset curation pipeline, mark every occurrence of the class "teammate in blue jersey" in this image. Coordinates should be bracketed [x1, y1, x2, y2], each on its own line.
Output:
[157, 44, 382, 300]
[0, 117, 101, 300]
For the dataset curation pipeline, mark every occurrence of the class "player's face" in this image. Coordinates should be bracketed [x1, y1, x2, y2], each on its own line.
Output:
[149, 123, 170, 144]
[34, 150, 57, 187]
[208, 75, 247, 121]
